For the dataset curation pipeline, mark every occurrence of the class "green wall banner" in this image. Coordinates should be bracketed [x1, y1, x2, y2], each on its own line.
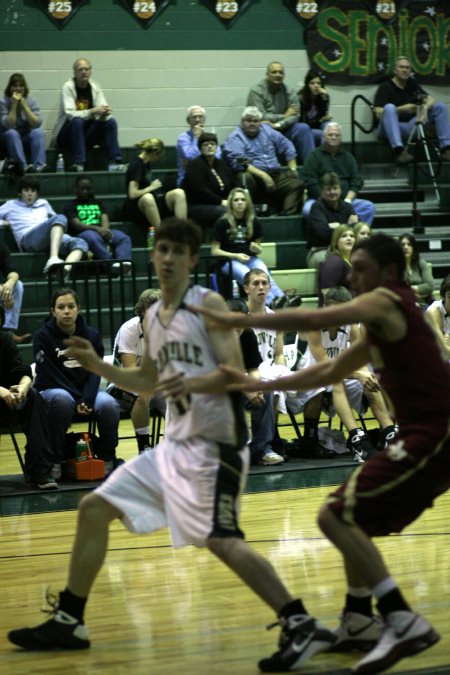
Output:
[118, 0, 172, 27]
[34, 0, 89, 29]
[305, 0, 450, 84]
[201, 0, 255, 28]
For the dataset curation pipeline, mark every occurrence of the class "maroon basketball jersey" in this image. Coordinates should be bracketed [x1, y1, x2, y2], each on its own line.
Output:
[366, 281, 450, 429]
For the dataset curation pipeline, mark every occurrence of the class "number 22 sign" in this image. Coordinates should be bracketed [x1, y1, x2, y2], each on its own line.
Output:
[34, 0, 88, 28]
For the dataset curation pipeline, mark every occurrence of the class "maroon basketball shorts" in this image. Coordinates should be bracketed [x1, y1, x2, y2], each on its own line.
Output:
[326, 421, 450, 536]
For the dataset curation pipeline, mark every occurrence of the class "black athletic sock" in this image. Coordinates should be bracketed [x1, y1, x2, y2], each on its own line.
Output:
[278, 598, 307, 619]
[344, 592, 373, 617]
[376, 588, 410, 617]
[304, 418, 319, 440]
[58, 588, 88, 623]
[136, 432, 150, 453]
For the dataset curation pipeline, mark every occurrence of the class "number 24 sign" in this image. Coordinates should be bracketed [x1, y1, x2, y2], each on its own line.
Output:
[118, 0, 172, 27]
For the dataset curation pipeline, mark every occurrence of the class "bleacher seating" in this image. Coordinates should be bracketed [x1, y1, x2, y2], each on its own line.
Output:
[1, 140, 450, 365]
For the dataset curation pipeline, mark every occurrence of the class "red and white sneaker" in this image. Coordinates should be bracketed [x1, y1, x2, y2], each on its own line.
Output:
[352, 610, 440, 674]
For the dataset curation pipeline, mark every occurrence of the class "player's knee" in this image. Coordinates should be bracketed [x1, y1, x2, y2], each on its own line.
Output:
[317, 503, 334, 536]
[78, 493, 116, 528]
[207, 536, 238, 561]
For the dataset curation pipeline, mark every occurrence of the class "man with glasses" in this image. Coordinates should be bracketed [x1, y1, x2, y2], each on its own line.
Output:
[52, 58, 125, 173]
[223, 106, 304, 216]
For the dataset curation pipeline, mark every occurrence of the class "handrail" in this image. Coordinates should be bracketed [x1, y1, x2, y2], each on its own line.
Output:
[351, 94, 377, 158]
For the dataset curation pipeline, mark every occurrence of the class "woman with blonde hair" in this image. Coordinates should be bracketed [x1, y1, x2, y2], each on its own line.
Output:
[123, 138, 187, 230]
[211, 187, 288, 306]
[354, 221, 372, 243]
[318, 224, 355, 305]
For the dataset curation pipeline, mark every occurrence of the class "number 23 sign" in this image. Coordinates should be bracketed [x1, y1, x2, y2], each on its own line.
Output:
[118, 0, 172, 27]
[34, 0, 88, 28]
[202, 0, 255, 28]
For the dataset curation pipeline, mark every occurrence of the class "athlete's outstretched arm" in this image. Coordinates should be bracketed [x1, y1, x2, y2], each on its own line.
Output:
[222, 336, 371, 394]
[189, 292, 388, 333]
[65, 335, 158, 395]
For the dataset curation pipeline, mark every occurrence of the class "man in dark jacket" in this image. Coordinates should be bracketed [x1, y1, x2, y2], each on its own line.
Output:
[33, 287, 120, 480]
[0, 306, 56, 489]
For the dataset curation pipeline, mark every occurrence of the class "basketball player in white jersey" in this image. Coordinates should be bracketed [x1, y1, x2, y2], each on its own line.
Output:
[426, 274, 450, 349]
[8, 217, 336, 670]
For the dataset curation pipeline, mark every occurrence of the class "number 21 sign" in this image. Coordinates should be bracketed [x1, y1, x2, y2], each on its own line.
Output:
[202, 0, 255, 28]
[34, 0, 88, 28]
[118, 0, 172, 27]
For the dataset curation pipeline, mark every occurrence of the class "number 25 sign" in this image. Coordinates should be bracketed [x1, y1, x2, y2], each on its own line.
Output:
[34, 0, 88, 28]
[202, 0, 255, 28]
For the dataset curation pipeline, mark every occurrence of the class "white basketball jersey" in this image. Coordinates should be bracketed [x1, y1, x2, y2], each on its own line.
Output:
[147, 285, 247, 445]
[251, 307, 278, 365]
[427, 299, 450, 335]
[300, 325, 351, 369]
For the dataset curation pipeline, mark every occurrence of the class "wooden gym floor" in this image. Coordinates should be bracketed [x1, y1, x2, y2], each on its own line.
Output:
[0, 419, 449, 675]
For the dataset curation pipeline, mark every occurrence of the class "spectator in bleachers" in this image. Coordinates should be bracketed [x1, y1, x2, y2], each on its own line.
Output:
[400, 232, 434, 307]
[298, 69, 333, 145]
[107, 289, 165, 455]
[427, 274, 450, 345]
[176, 105, 221, 186]
[123, 138, 187, 231]
[0, 73, 48, 173]
[354, 221, 372, 243]
[211, 187, 288, 307]
[0, 176, 88, 277]
[0, 240, 31, 344]
[183, 132, 236, 229]
[301, 122, 375, 224]
[223, 106, 304, 215]
[247, 62, 314, 163]
[0, 305, 56, 490]
[64, 175, 132, 273]
[33, 287, 120, 481]
[52, 57, 125, 173]
[306, 172, 358, 269]
[374, 55, 450, 165]
[318, 224, 355, 306]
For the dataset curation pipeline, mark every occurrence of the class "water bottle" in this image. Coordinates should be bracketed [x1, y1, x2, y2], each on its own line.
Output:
[56, 153, 65, 173]
[75, 439, 89, 462]
[147, 226, 155, 252]
[232, 280, 240, 298]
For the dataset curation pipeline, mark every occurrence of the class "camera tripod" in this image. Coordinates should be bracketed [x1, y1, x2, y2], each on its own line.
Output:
[404, 103, 441, 234]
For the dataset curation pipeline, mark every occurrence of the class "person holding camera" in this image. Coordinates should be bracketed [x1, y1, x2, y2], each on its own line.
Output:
[374, 55, 450, 165]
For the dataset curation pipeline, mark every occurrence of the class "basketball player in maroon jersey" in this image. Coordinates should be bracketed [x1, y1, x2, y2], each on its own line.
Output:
[191, 233, 450, 673]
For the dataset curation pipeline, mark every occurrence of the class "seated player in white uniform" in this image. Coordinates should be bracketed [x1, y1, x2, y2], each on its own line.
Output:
[107, 288, 166, 454]
[287, 286, 396, 461]
[426, 273, 450, 349]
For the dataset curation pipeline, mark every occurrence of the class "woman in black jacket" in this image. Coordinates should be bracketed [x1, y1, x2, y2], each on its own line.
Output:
[183, 132, 237, 229]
